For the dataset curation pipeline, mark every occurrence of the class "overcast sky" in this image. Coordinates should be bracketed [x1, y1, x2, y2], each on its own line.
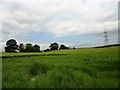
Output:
[0, 0, 119, 51]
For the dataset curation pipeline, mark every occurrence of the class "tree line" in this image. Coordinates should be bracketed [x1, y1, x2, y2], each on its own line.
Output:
[4, 39, 76, 52]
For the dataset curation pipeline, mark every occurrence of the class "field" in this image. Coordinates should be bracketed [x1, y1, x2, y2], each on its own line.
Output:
[1, 46, 119, 88]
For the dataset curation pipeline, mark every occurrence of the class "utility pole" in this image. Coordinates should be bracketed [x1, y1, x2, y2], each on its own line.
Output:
[104, 29, 109, 46]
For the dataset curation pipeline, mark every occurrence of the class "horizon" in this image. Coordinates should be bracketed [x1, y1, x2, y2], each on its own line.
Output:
[0, 0, 119, 51]
[1, 40, 119, 52]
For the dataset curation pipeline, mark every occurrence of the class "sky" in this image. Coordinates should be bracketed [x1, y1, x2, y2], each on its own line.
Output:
[0, 0, 119, 51]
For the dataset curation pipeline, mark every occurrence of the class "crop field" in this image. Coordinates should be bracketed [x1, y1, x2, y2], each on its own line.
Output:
[1, 46, 119, 88]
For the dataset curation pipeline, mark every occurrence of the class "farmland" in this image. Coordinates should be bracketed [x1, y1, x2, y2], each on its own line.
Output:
[1, 46, 119, 88]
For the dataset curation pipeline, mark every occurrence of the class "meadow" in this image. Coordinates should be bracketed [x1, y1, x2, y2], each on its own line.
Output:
[1, 46, 119, 88]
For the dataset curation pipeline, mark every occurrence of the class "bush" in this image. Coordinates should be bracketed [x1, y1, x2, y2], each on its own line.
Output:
[59, 44, 69, 50]
[29, 62, 48, 77]
[44, 49, 51, 52]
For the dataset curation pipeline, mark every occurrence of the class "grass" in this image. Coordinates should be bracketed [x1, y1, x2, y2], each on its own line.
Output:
[29, 62, 48, 77]
[2, 46, 119, 88]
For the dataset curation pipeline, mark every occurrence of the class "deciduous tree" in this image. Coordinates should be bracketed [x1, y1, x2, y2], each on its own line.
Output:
[4, 39, 19, 52]
[49, 42, 59, 50]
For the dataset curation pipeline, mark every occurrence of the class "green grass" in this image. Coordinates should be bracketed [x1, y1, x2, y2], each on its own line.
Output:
[2, 46, 119, 88]
[1, 52, 42, 57]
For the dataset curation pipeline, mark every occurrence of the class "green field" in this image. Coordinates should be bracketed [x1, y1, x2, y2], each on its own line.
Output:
[1, 46, 119, 88]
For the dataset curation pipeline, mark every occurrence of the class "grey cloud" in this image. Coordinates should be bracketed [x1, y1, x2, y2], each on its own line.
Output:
[0, 0, 119, 52]
[2, 1, 118, 37]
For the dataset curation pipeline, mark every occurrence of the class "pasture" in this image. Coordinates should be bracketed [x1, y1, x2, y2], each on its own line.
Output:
[1, 46, 119, 88]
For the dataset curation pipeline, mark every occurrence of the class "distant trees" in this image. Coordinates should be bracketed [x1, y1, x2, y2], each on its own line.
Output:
[19, 43, 40, 52]
[4, 39, 19, 52]
[19, 43, 24, 52]
[73, 47, 76, 49]
[33, 44, 40, 52]
[4, 39, 40, 52]
[4, 39, 75, 52]
[44, 49, 51, 52]
[59, 44, 69, 49]
[25, 43, 33, 52]
[49, 43, 71, 51]
[49, 42, 59, 50]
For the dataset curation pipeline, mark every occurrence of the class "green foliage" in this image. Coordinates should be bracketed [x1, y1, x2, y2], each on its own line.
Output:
[4, 39, 19, 52]
[19, 43, 24, 52]
[33, 44, 40, 52]
[25, 43, 33, 52]
[49, 42, 59, 50]
[2, 46, 119, 88]
[6, 39, 17, 46]
[59, 44, 69, 49]
[19, 43, 40, 52]
[29, 62, 48, 77]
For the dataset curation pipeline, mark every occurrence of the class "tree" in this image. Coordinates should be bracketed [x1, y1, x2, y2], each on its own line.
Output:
[73, 47, 76, 49]
[33, 44, 40, 52]
[49, 42, 59, 50]
[19, 43, 24, 52]
[44, 49, 51, 52]
[25, 43, 33, 52]
[4, 39, 19, 52]
[59, 44, 69, 49]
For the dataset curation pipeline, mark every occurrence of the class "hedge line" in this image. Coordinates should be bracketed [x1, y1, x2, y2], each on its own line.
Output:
[1, 54, 69, 58]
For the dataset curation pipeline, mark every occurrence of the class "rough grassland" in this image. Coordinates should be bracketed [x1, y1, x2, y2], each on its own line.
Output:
[2, 47, 119, 88]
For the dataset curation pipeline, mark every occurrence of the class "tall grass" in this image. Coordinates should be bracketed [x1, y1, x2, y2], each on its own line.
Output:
[2, 46, 119, 88]
[29, 62, 48, 77]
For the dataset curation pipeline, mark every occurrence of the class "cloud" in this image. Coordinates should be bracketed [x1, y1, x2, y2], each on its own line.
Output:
[0, 0, 119, 51]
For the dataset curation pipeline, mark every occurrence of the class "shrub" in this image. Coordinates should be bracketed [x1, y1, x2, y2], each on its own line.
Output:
[44, 49, 51, 52]
[29, 62, 48, 77]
